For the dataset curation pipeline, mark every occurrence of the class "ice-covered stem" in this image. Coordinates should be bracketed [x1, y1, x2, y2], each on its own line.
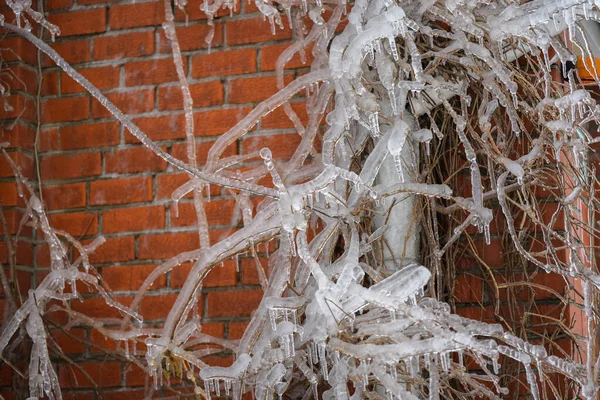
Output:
[497, 171, 551, 272]
[163, 0, 210, 249]
[156, 204, 280, 351]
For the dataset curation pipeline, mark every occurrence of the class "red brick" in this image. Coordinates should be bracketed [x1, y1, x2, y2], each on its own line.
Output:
[453, 273, 484, 304]
[59, 362, 121, 388]
[139, 293, 180, 320]
[46, 0, 73, 11]
[60, 391, 96, 400]
[60, 360, 123, 388]
[11, 65, 37, 95]
[2, 36, 37, 65]
[0, 150, 33, 178]
[158, 22, 223, 53]
[48, 8, 107, 37]
[3, 123, 34, 151]
[226, 17, 291, 45]
[42, 96, 90, 123]
[241, 256, 269, 285]
[171, 199, 235, 227]
[42, 183, 86, 210]
[156, 173, 221, 201]
[157, 80, 224, 111]
[0, 182, 19, 207]
[110, 1, 165, 29]
[90, 177, 153, 205]
[191, 48, 256, 79]
[85, 236, 135, 264]
[242, 132, 301, 160]
[122, 366, 151, 388]
[62, 66, 120, 94]
[138, 232, 200, 259]
[193, 107, 252, 136]
[497, 271, 567, 302]
[39, 127, 59, 152]
[78, 0, 119, 4]
[207, 289, 262, 317]
[45, 38, 92, 66]
[228, 321, 248, 340]
[128, 114, 185, 142]
[0, 209, 26, 235]
[42, 70, 60, 96]
[0, 360, 12, 387]
[158, 172, 193, 199]
[228, 74, 293, 104]
[92, 88, 155, 118]
[105, 146, 167, 174]
[202, 322, 226, 337]
[60, 121, 120, 150]
[48, 212, 98, 237]
[260, 42, 314, 71]
[103, 205, 165, 234]
[102, 264, 166, 291]
[174, 0, 239, 21]
[261, 101, 308, 129]
[538, 202, 566, 231]
[93, 31, 155, 60]
[51, 328, 86, 354]
[88, 328, 119, 353]
[124, 58, 183, 86]
[0, 388, 14, 400]
[457, 239, 505, 270]
[171, 260, 237, 288]
[171, 139, 237, 165]
[41, 152, 101, 180]
[0, 240, 32, 266]
[35, 242, 52, 267]
[3, 93, 35, 121]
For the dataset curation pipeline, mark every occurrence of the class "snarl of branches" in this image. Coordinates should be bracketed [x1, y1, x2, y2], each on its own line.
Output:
[3, 0, 600, 399]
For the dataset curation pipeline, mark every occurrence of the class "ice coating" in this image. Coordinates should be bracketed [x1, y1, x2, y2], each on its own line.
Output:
[2, 0, 600, 398]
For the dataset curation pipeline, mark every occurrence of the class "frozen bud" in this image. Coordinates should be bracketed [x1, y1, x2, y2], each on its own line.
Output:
[294, 212, 307, 231]
[385, 5, 406, 23]
[347, 12, 362, 30]
[357, 92, 380, 113]
[282, 218, 295, 233]
[260, 148, 273, 160]
[412, 129, 433, 143]
[29, 196, 43, 213]
[309, 7, 324, 25]
[388, 119, 410, 156]
[291, 192, 304, 212]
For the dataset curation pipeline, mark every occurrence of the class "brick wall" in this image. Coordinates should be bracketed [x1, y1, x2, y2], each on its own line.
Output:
[0, 0, 309, 397]
[0, 0, 581, 398]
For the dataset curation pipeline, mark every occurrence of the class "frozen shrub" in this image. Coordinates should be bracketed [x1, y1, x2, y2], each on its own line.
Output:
[2, 0, 600, 398]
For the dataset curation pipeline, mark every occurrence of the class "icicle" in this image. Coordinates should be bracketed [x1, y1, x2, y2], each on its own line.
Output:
[429, 356, 439, 400]
[525, 364, 540, 400]
[388, 36, 398, 60]
[270, 308, 278, 331]
[369, 112, 380, 137]
[318, 341, 328, 381]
